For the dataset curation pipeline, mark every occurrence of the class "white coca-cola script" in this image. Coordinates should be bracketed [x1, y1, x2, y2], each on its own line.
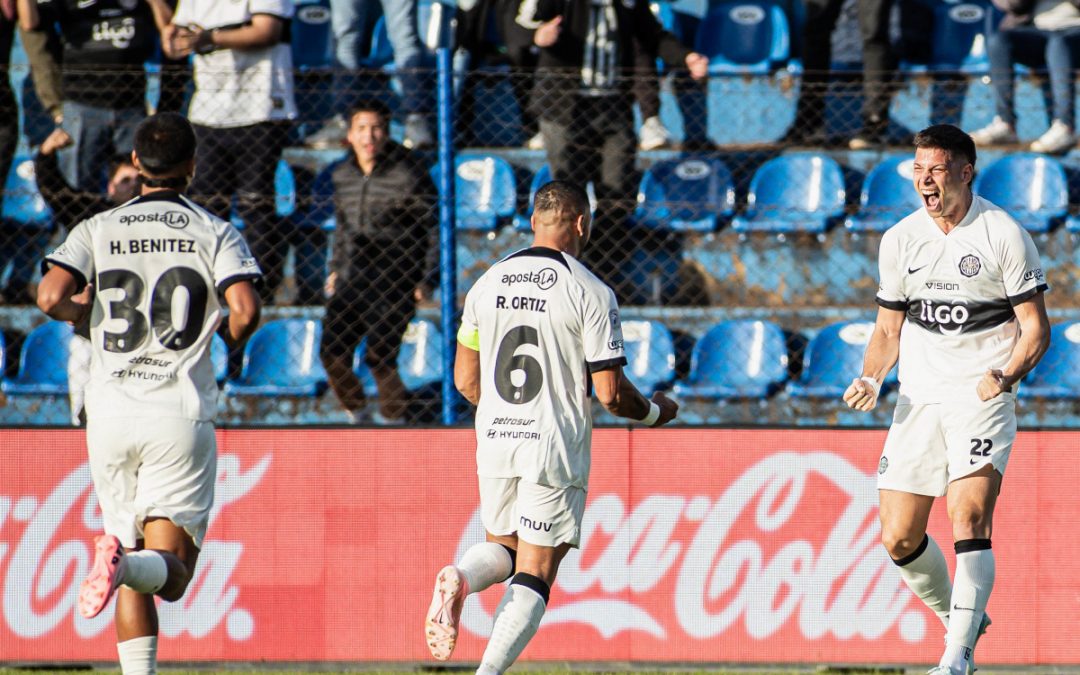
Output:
[455, 452, 928, 643]
[0, 453, 270, 639]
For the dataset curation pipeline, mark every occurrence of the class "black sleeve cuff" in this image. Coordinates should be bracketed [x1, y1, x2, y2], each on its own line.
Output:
[42, 258, 88, 292]
[1008, 283, 1048, 306]
[876, 296, 908, 311]
[587, 356, 628, 373]
[217, 273, 263, 294]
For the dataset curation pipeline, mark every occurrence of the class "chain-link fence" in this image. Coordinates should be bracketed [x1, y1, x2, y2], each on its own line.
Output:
[1, 60, 1078, 427]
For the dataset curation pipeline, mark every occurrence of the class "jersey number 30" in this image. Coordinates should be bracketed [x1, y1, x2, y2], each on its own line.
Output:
[97, 267, 209, 353]
[495, 326, 543, 405]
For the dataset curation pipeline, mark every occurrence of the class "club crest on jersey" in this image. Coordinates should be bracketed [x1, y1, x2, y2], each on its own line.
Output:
[878, 456, 889, 475]
[959, 254, 981, 277]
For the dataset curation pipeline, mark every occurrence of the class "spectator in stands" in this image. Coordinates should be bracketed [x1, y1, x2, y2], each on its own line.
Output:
[970, 0, 1080, 154]
[17, 16, 64, 144]
[320, 100, 437, 425]
[527, 0, 707, 300]
[161, 0, 297, 304]
[309, 0, 434, 149]
[781, 0, 909, 149]
[16, 0, 173, 190]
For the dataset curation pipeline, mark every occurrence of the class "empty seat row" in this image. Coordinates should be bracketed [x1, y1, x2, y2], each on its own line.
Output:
[455, 151, 1076, 235]
[0, 318, 442, 398]
[8, 315, 1080, 401]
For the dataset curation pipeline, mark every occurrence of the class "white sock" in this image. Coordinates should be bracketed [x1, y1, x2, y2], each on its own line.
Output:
[942, 540, 995, 671]
[117, 636, 157, 675]
[121, 551, 168, 594]
[457, 543, 514, 594]
[478, 574, 548, 675]
[894, 535, 952, 629]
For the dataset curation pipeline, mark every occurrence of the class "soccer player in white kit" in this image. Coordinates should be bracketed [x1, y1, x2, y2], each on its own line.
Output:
[424, 181, 679, 673]
[35, 113, 262, 675]
[843, 125, 1050, 675]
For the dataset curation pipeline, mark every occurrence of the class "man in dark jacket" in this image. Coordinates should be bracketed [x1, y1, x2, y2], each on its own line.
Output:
[528, 0, 706, 300]
[321, 100, 438, 425]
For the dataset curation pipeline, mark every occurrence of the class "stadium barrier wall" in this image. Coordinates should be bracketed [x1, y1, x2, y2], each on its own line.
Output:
[1, 428, 1077, 664]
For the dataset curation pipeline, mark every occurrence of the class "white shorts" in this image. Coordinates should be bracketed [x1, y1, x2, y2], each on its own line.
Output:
[877, 399, 1016, 497]
[86, 417, 217, 549]
[478, 476, 586, 548]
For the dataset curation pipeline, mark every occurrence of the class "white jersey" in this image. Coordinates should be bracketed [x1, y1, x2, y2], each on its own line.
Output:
[44, 191, 262, 421]
[459, 247, 626, 489]
[173, 0, 298, 127]
[876, 196, 1047, 404]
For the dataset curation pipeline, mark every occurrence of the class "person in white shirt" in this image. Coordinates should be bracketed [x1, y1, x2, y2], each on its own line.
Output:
[843, 124, 1049, 675]
[423, 180, 678, 674]
[36, 112, 262, 675]
[160, 0, 297, 303]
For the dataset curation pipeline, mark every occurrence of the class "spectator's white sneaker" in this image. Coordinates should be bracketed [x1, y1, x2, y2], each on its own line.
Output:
[404, 113, 435, 149]
[372, 410, 405, 426]
[526, 131, 545, 150]
[970, 116, 1017, 146]
[639, 115, 671, 150]
[1030, 119, 1076, 154]
[305, 115, 348, 149]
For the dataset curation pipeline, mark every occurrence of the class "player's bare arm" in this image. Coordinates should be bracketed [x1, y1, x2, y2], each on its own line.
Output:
[144, 0, 176, 33]
[453, 342, 481, 406]
[977, 292, 1050, 401]
[37, 266, 93, 325]
[223, 281, 261, 348]
[843, 306, 904, 412]
[15, 0, 39, 31]
[592, 366, 678, 426]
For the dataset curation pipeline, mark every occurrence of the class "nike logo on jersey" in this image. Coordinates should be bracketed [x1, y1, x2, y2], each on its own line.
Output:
[953, 603, 975, 612]
[907, 264, 928, 274]
[969, 458, 981, 465]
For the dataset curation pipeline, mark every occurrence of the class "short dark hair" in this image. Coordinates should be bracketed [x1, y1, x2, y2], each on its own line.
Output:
[107, 153, 134, 179]
[533, 180, 590, 221]
[914, 124, 976, 168]
[133, 112, 196, 175]
[347, 99, 392, 126]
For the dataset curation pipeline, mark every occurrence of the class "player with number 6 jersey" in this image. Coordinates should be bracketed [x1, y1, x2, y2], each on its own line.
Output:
[423, 181, 677, 675]
[35, 113, 262, 675]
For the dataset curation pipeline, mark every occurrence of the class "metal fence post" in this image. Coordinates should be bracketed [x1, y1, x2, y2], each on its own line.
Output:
[437, 47, 458, 425]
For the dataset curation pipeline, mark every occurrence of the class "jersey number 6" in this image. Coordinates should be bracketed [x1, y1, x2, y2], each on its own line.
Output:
[97, 267, 209, 353]
[494, 326, 543, 405]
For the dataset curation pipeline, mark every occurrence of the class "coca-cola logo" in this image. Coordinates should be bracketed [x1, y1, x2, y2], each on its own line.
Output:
[0, 453, 271, 640]
[454, 452, 927, 643]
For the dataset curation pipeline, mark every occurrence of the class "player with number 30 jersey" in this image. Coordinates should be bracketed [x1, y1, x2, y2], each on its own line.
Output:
[36, 113, 262, 675]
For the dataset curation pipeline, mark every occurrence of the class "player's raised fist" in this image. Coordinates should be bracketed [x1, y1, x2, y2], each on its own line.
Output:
[843, 376, 879, 411]
[651, 391, 679, 427]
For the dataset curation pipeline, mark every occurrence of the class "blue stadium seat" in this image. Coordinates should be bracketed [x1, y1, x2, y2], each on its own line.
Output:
[787, 321, 895, 398]
[673, 319, 788, 399]
[211, 333, 228, 384]
[2, 322, 74, 395]
[2, 156, 53, 228]
[292, 0, 334, 69]
[448, 154, 517, 230]
[362, 17, 395, 68]
[1022, 322, 1080, 399]
[731, 153, 846, 234]
[695, 2, 791, 74]
[635, 156, 736, 232]
[845, 156, 923, 232]
[974, 153, 1067, 233]
[622, 320, 677, 394]
[927, 1, 994, 73]
[353, 318, 444, 394]
[225, 319, 328, 396]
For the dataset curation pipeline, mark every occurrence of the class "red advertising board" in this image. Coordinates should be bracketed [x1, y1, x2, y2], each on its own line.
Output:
[0, 428, 1077, 663]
